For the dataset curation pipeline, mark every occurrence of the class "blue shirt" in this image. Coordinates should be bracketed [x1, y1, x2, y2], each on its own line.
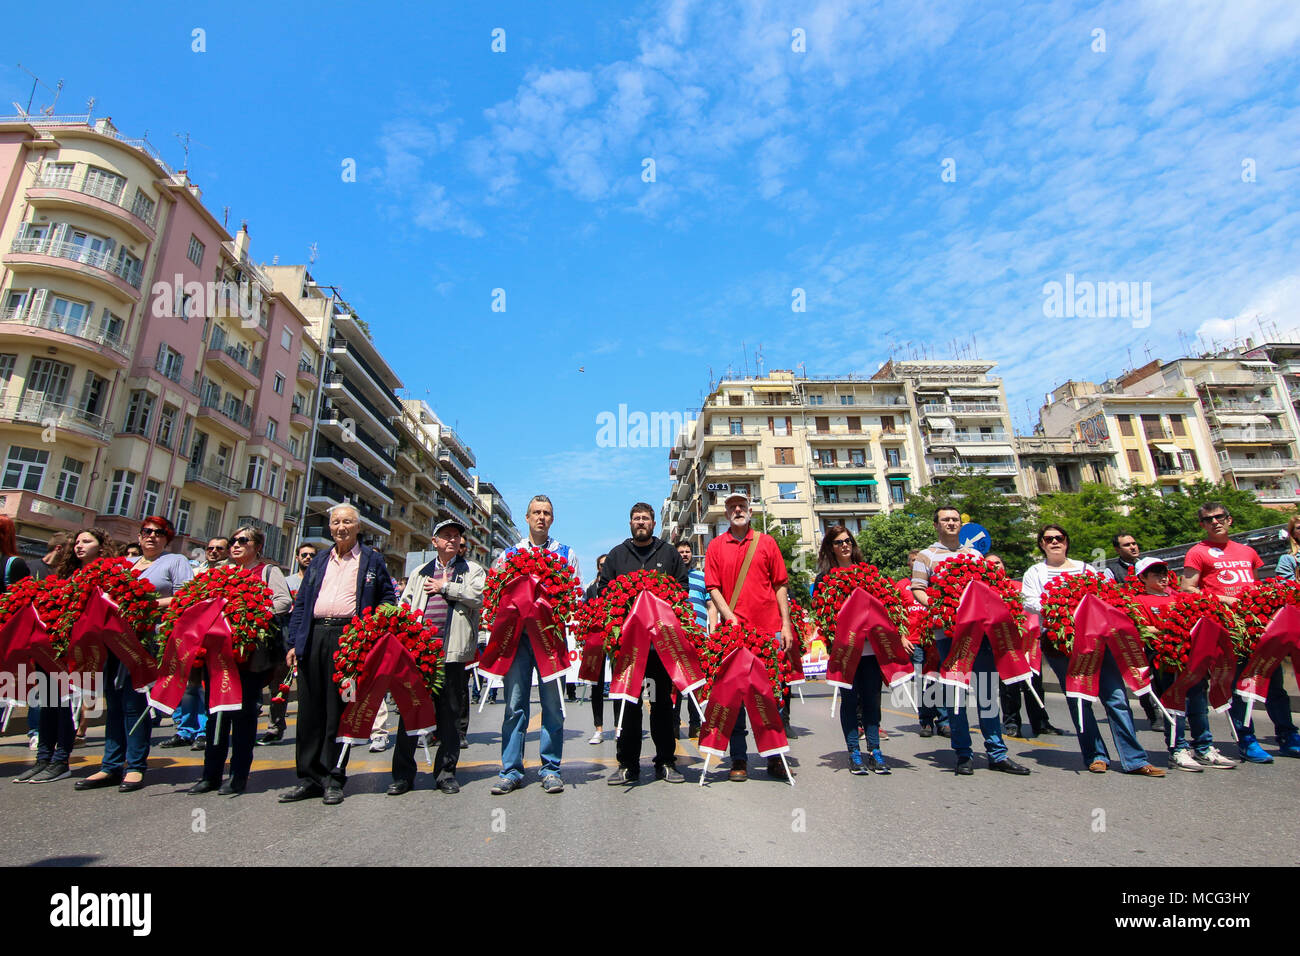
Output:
[688, 568, 708, 629]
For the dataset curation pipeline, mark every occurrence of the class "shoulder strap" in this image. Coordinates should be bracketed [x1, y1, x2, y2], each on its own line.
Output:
[730, 533, 763, 607]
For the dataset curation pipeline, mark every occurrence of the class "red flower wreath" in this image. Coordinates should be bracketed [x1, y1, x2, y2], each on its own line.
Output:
[698, 621, 786, 702]
[573, 595, 607, 645]
[482, 548, 581, 631]
[811, 563, 910, 649]
[0, 576, 69, 631]
[1142, 593, 1239, 674]
[1039, 571, 1148, 654]
[159, 565, 274, 664]
[921, 553, 1025, 644]
[783, 597, 810, 683]
[595, 571, 704, 658]
[333, 604, 445, 697]
[1228, 579, 1300, 659]
[52, 558, 160, 659]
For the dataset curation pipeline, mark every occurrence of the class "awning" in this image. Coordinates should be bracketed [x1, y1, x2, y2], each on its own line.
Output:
[1152, 442, 1180, 454]
[1216, 412, 1270, 425]
[957, 443, 1015, 457]
[815, 478, 877, 486]
[929, 417, 956, 430]
[947, 387, 999, 397]
[888, 476, 910, 482]
[751, 382, 794, 392]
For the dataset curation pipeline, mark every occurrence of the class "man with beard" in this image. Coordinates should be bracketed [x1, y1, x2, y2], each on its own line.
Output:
[598, 503, 690, 784]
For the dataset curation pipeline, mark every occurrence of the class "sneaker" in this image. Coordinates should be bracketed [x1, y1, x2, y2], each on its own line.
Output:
[368, 734, 390, 753]
[1239, 739, 1274, 764]
[489, 776, 519, 795]
[256, 730, 283, 745]
[1277, 731, 1300, 758]
[29, 761, 71, 783]
[936, 724, 951, 739]
[848, 752, 869, 776]
[541, 773, 564, 794]
[606, 767, 638, 786]
[1194, 746, 1238, 769]
[587, 730, 603, 745]
[655, 764, 685, 783]
[869, 749, 892, 775]
[1171, 749, 1203, 772]
[13, 761, 49, 783]
[918, 724, 935, 738]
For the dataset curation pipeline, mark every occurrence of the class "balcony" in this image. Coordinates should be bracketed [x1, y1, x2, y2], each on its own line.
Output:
[439, 426, 475, 467]
[185, 463, 240, 498]
[437, 449, 473, 489]
[0, 489, 96, 533]
[877, 428, 908, 442]
[439, 474, 477, 512]
[204, 344, 262, 388]
[326, 333, 401, 409]
[7, 235, 143, 299]
[709, 460, 764, 475]
[0, 396, 114, 444]
[1196, 369, 1276, 387]
[290, 399, 313, 429]
[813, 497, 881, 512]
[1209, 426, 1294, 445]
[703, 425, 763, 444]
[809, 459, 872, 472]
[313, 441, 394, 504]
[283, 508, 302, 525]
[197, 395, 253, 438]
[0, 306, 130, 360]
[27, 172, 157, 242]
[435, 496, 473, 530]
[705, 395, 801, 409]
[305, 481, 391, 536]
[1220, 456, 1299, 474]
[806, 427, 868, 442]
[322, 373, 399, 440]
[1207, 400, 1283, 415]
[318, 406, 397, 472]
[921, 403, 1004, 416]
[297, 356, 319, 385]
[930, 461, 1016, 476]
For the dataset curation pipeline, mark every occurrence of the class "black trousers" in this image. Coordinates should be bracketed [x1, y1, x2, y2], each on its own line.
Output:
[265, 659, 290, 733]
[202, 665, 265, 785]
[458, 666, 471, 741]
[999, 672, 1049, 733]
[393, 661, 466, 785]
[616, 649, 677, 771]
[674, 684, 699, 728]
[295, 624, 350, 788]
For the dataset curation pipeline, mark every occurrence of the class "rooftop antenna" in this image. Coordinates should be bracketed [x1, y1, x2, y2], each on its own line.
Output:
[174, 131, 209, 172]
[755, 344, 765, 377]
[308, 242, 318, 266]
[741, 341, 749, 378]
[16, 65, 62, 116]
[222, 206, 230, 229]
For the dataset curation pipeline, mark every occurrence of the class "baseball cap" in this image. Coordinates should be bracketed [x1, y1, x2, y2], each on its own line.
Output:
[723, 491, 750, 508]
[433, 518, 466, 538]
[1134, 557, 1168, 577]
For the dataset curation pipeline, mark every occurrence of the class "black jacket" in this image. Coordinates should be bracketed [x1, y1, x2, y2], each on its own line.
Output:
[597, 538, 689, 594]
[1105, 556, 1137, 583]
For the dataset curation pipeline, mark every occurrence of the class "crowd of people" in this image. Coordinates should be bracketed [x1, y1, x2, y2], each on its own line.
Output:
[7, 491, 1300, 801]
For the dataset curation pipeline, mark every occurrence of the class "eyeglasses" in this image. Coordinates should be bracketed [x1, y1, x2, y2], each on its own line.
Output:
[1200, 514, 1229, 524]
[231, 537, 253, 546]
[833, 538, 853, 547]
[140, 528, 166, 538]
[1041, 535, 1067, 544]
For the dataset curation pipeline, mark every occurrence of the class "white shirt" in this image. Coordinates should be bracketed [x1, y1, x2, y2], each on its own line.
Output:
[1020, 559, 1096, 613]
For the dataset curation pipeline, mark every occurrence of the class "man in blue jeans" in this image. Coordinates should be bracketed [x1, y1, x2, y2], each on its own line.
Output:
[489, 495, 579, 795]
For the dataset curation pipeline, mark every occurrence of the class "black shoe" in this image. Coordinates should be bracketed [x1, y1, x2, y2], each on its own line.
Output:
[1004, 722, 1022, 738]
[256, 730, 283, 745]
[14, 761, 50, 783]
[159, 734, 190, 749]
[118, 777, 145, 793]
[607, 767, 638, 785]
[279, 782, 324, 803]
[989, 758, 1031, 776]
[187, 779, 218, 794]
[75, 772, 123, 791]
[955, 757, 974, 775]
[936, 724, 951, 738]
[459, 735, 468, 749]
[655, 764, 685, 783]
[688, 722, 700, 739]
[437, 778, 461, 794]
[386, 779, 413, 796]
[1041, 724, 1069, 737]
[919, 724, 935, 738]
[218, 778, 246, 795]
[190, 736, 207, 751]
[322, 786, 344, 805]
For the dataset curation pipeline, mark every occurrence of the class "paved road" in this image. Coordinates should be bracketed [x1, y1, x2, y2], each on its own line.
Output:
[1, 681, 1296, 866]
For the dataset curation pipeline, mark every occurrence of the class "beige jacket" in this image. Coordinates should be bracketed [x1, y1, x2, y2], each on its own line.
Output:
[398, 555, 485, 664]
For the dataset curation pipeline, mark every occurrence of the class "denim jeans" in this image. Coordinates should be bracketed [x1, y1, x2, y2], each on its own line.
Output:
[500, 637, 563, 782]
[101, 654, 151, 774]
[839, 655, 883, 752]
[1228, 665, 1298, 742]
[935, 635, 1006, 762]
[173, 673, 208, 741]
[912, 641, 949, 728]
[1045, 648, 1149, 771]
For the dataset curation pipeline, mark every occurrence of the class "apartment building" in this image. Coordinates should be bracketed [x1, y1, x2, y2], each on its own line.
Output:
[476, 478, 520, 562]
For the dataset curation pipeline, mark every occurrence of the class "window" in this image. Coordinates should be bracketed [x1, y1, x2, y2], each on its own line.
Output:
[79, 371, 108, 419]
[205, 507, 222, 540]
[849, 449, 867, 466]
[83, 166, 126, 204]
[289, 436, 300, 458]
[54, 457, 84, 504]
[265, 419, 277, 441]
[817, 449, 836, 467]
[105, 470, 137, 516]
[840, 395, 856, 405]
[0, 353, 14, 399]
[281, 328, 292, 351]
[769, 416, 791, 436]
[728, 394, 743, 406]
[157, 405, 179, 449]
[115, 249, 141, 285]
[273, 372, 285, 395]
[774, 447, 794, 466]
[1180, 450, 1199, 471]
[157, 344, 184, 382]
[814, 416, 829, 433]
[140, 479, 162, 518]
[822, 486, 839, 503]
[847, 416, 861, 432]
[177, 499, 193, 535]
[1170, 416, 1186, 437]
[1118, 415, 1134, 437]
[187, 235, 205, 267]
[268, 463, 280, 499]
[215, 444, 230, 475]
[777, 482, 798, 501]
[24, 357, 72, 404]
[807, 394, 824, 406]
[42, 162, 75, 189]
[47, 295, 88, 335]
[729, 449, 747, 468]
[1126, 448, 1142, 471]
[728, 417, 743, 435]
[165, 489, 177, 521]
[123, 390, 155, 436]
[880, 415, 895, 432]
[3, 446, 49, 491]
[130, 189, 155, 224]
[246, 455, 264, 491]
[885, 448, 901, 467]
[1141, 414, 1163, 440]
[890, 483, 906, 504]
[855, 484, 875, 503]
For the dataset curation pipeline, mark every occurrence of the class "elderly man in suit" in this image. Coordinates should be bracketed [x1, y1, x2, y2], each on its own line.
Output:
[388, 518, 485, 796]
[280, 503, 396, 806]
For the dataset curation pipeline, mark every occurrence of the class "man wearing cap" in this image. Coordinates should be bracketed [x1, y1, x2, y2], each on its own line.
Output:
[388, 518, 485, 796]
[704, 491, 795, 782]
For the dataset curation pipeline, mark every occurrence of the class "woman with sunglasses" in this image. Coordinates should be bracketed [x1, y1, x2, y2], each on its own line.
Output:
[188, 526, 292, 795]
[1022, 524, 1164, 778]
[76, 517, 192, 793]
[813, 524, 906, 775]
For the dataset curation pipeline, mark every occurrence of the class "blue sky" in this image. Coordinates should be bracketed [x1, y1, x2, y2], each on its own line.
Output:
[5, 0, 1300, 580]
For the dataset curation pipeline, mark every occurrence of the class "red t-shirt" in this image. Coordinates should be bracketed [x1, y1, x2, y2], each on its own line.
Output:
[1183, 540, 1262, 600]
[704, 529, 788, 634]
[895, 578, 918, 606]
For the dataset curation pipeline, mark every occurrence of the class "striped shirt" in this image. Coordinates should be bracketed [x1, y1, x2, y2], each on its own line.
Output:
[688, 568, 709, 628]
[911, 540, 983, 591]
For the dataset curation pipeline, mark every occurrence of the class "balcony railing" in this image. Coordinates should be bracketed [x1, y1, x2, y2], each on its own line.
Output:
[319, 402, 396, 467]
[438, 426, 475, 467]
[0, 306, 128, 355]
[185, 463, 239, 496]
[810, 459, 873, 470]
[1220, 456, 1299, 472]
[199, 394, 253, 429]
[0, 397, 114, 442]
[1209, 427, 1294, 444]
[928, 430, 1010, 443]
[297, 357, 319, 378]
[437, 450, 473, 488]
[9, 236, 143, 289]
[323, 373, 399, 438]
[930, 461, 1016, 476]
[921, 403, 1004, 415]
[710, 460, 763, 471]
[33, 170, 158, 229]
[1207, 400, 1283, 414]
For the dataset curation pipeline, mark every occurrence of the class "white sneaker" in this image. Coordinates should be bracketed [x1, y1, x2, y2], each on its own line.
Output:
[1194, 746, 1237, 769]
[368, 734, 390, 753]
[588, 730, 603, 745]
[1170, 749, 1203, 772]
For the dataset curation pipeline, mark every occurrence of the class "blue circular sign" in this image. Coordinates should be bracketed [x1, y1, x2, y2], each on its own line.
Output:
[959, 522, 991, 555]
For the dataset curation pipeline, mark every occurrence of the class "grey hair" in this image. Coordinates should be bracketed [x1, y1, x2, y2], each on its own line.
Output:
[526, 494, 553, 514]
[329, 502, 360, 520]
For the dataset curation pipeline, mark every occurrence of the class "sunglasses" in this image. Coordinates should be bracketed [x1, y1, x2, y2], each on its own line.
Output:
[1200, 514, 1229, 524]
[231, 537, 254, 546]
[1041, 535, 1067, 544]
[833, 538, 853, 546]
[140, 528, 167, 538]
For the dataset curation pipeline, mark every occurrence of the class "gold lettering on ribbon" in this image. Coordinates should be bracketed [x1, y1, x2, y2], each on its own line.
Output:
[704, 703, 730, 734]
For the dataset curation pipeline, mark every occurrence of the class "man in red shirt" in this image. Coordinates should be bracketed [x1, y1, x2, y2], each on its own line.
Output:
[1180, 500, 1297, 763]
[704, 492, 794, 782]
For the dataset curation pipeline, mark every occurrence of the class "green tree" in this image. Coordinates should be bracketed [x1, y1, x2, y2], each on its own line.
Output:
[1121, 479, 1290, 550]
[754, 513, 814, 601]
[854, 510, 932, 579]
[902, 469, 1039, 575]
[1036, 482, 1126, 563]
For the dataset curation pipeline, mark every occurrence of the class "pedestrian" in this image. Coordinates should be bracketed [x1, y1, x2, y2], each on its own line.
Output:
[1181, 502, 1298, 762]
[814, 523, 899, 775]
[1024, 524, 1163, 777]
[1102, 531, 1164, 733]
[674, 539, 707, 738]
[388, 518, 485, 796]
[76, 517, 191, 793]
[489, 495, 579, 795]
[600, 503, 690, 785]
[188, 526, 292, 794]
[280, 504, 396, 806]
[261, 543, 317, 746]
[704, 491, 795, 783]
[991, 552, 1065, 739]
[584, 554, 608, 744]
